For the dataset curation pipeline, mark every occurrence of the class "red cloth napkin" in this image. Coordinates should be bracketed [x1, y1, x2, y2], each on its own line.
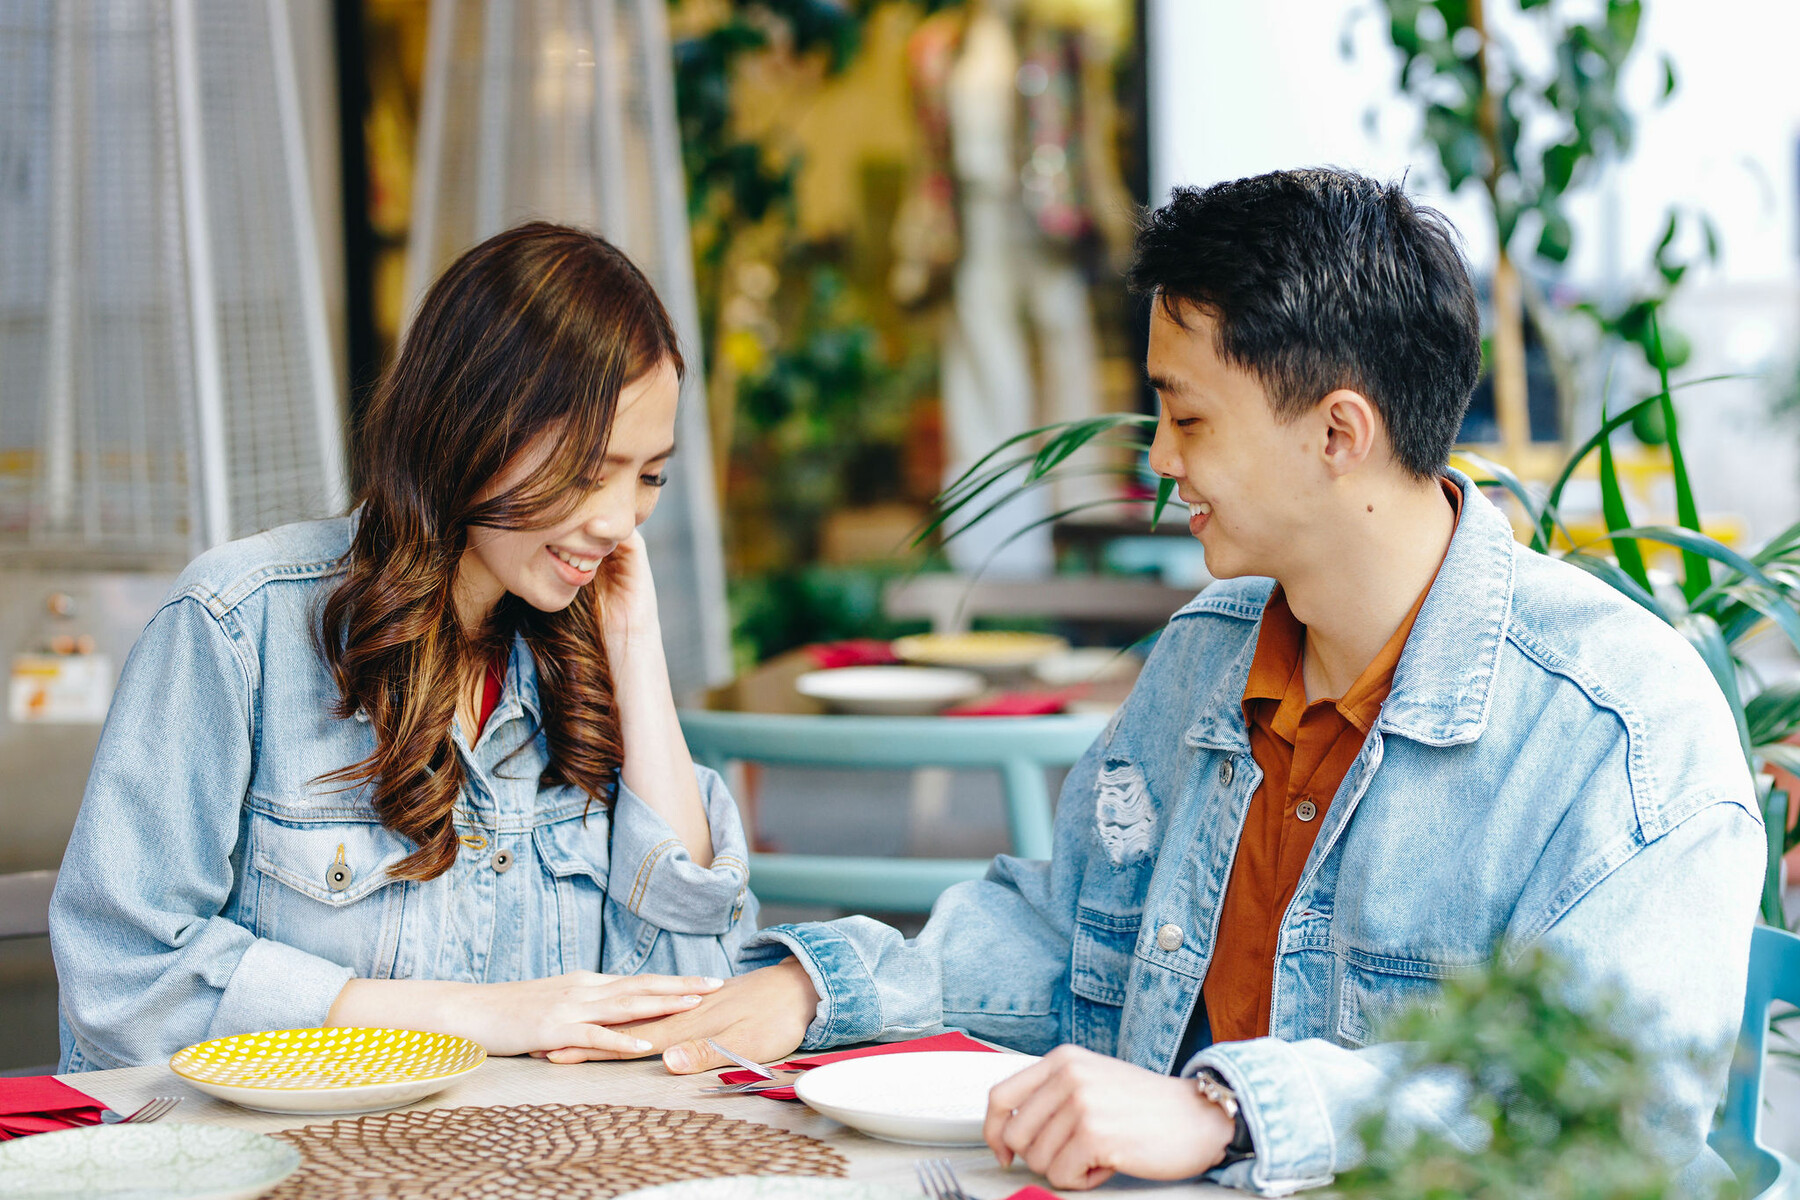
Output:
[1002, 1189, 1059, 1200]
[715, 1029, 997, 1100]
[803, 640, 900, 669]
[0, 1076, 106, 1140]
[942, 688, 1082, 717]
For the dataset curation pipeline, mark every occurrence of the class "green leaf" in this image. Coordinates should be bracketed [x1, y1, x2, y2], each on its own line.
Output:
[1649, 311, 1711, 600]
[1757, 741, 1800, 780]
[1761, 777, 1790, 928]
[1153, 476, 1177, 527]
[1748, 682, 1800, 746]
[1659, 53, 1677, 100]
[1596, 415, 1652, 592]
[1536, 375, 1747, 547]
[1541, 142, 1579, 193]
[1535, 209, 1574, 263]
[1677, 613, 1751, 763]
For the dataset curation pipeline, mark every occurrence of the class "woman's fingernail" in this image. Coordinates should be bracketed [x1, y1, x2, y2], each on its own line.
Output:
[704, 977, 724, 988]
[665, 1047, 690, 1071]
[682, 994, 702, 1004]
[633, 1038, 653, 1052]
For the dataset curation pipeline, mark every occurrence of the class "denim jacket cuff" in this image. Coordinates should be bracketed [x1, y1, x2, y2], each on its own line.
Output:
[609, 765, 751, 936]
[210, 936, 356, 1039]
[1189, 1039, 1338, 1195]
[739, 922, 885, 1050]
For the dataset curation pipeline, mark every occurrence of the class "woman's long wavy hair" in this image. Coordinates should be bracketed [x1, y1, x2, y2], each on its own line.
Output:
[318, 223, 683, 882]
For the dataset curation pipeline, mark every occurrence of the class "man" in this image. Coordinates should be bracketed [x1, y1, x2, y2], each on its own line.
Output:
[629, 169, 1764, 1194]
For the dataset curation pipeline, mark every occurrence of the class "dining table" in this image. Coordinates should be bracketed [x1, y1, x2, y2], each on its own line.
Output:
[60, 1049, 1231, 1197]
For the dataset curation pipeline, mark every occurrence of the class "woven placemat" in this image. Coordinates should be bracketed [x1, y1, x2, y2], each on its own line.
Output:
[265, 1103, 848, 1198]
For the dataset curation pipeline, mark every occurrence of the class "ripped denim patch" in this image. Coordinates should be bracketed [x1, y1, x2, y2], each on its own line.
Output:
[1094, 761, 1155, 866]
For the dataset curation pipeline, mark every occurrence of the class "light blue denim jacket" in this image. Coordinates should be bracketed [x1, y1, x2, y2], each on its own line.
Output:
[743, 472, 1764, 1194]
[51, 516, 757, 1072]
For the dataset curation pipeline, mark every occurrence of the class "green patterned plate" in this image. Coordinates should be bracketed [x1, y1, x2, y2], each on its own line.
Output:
[618, 1180, 917, 1200]
[0, 1122, 300, 1199]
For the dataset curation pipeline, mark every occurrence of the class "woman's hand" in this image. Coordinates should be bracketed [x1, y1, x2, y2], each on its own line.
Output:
[327, 972, 723, 1060]
[595, 529, 661, 656]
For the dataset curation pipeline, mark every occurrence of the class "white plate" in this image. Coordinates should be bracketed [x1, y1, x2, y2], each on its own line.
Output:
[794, 1051, 1039, 1146]
[795, 666, 984, 716]
[169, 1027, 486, 1115]
[1031, 647, 1138, 686]
[617, 1179, 915, 1200]
[0, 1122, 300, 1199]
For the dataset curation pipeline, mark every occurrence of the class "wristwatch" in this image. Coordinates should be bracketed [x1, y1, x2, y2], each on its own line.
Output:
[1195, 1068, 1256, 1165]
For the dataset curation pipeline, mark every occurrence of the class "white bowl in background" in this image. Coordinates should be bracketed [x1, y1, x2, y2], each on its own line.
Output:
[794, 666, 985, 716]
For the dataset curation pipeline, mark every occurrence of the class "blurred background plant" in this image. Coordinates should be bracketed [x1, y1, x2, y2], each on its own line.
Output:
[671, 0, 965, 663]
[1330, 946, 1691, 1200]
[1355, 0, 1716, 461]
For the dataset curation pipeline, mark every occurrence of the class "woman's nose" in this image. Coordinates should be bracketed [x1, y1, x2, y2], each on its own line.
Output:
[579, 487, 635, 540]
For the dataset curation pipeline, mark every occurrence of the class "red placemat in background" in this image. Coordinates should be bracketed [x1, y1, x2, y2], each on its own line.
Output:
[803, 640, 900, 669]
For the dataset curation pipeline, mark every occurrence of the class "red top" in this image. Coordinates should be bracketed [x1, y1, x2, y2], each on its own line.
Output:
[474, 654, 505, 739]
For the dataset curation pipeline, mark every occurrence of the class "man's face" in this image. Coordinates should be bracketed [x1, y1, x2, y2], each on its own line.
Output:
[1144, 302, 1322, 581]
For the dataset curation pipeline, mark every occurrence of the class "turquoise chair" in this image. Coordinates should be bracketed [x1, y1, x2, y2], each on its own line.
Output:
[678, 710, 1107, 912]
[1712, 924, 1800, 1198]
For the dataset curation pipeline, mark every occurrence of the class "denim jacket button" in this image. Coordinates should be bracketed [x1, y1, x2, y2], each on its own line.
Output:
[1219, 759, 1235, 787]
[326, 844, 353, 893]
[1156, 923, 1184, 952]
[492, 849, 514, 874]
[1296, 799, 1318, 822]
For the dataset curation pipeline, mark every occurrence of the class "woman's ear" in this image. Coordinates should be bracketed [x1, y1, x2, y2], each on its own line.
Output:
[1316, 388, 1381, 478]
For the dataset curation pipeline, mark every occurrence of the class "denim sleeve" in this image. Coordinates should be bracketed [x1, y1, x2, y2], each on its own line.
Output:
[736, 745, 1102, 1052]
[608, 764, 752, 935]
[48, 596, 355, 1070]
[1185, 800, 1765, 1196]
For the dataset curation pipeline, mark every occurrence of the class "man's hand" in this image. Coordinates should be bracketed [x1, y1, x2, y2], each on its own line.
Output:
[983, 1045, 1237, 1190]
[609, 959, 819, 1073]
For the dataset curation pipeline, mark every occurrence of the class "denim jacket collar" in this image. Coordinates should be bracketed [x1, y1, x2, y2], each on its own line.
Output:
[1378, 468, 1514, 747]
[1179, 469, 1512, 753]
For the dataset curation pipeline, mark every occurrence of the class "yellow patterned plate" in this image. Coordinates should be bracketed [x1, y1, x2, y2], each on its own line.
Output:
[169, 1027, 486, 1115]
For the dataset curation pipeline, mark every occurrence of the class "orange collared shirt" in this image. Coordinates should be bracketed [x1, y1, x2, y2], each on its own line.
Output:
[1200, 481, 1461, 1044]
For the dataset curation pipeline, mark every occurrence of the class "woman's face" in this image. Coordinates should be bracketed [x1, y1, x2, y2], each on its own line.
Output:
[456, 359, 680, 622]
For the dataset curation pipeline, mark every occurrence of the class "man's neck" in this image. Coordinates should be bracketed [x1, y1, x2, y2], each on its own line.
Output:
[1280, 477, 1458, 702]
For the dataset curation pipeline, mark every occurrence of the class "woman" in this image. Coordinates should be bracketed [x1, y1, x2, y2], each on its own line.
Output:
[50, 224, 755, 1071]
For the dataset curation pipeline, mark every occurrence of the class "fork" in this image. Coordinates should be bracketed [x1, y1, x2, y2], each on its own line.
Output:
[100, 1096, 181, 1125]
[915, 1158, 978, 1200]
[704, 1037, 783, 1079]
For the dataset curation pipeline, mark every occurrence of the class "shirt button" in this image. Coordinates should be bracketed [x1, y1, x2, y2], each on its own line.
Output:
[492, 849, 514, 874]
[1296, 799, 1318, 822]
[1156, 923, 1184, 952]
[1218, 758, 1234, 787]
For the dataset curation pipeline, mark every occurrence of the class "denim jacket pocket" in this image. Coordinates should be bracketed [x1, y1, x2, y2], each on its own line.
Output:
[532, 812, 612, 974]
[1334, 947, 1457, 1048]
[1069, 904, 1140, 1054]
[244, 812, 413, 977]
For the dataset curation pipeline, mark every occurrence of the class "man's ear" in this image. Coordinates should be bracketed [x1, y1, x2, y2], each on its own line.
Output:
[1317, 389, 1381, 478]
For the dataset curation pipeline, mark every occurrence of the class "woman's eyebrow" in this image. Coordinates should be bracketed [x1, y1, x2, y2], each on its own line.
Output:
[604, 443, 677, 466]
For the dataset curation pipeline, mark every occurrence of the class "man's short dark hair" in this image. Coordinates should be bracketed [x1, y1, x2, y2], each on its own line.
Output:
[1129, 168, 1481, 479]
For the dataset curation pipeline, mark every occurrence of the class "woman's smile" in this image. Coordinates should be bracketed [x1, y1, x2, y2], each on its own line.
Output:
[547, 542, 609, 585]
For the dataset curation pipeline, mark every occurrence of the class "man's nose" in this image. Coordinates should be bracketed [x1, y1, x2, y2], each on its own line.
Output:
[1147, 419, 1183, 482]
